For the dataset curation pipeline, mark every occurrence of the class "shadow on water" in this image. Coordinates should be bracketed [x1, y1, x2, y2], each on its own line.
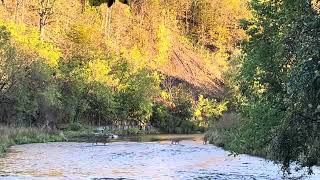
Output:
[118, 134, 199, 142]
[85, 134, 201, 145]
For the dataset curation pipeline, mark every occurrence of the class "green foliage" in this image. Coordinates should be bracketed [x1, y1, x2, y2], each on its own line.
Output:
[0, 0, 250, 152]
[193, 95, 228, 128]
[0, 25, 61, 126]
[0, 26, 25, 98]
[0, 126, 65, 156]
[1, 0, 319, 176]
[126, 127, 140, 135]
[226, 0, 320, 174]
[114, 61, 160, 125]
[150, 87, 196, 134]
[151, 85, 228, 134]
[66, 122, 85, 131]
[150, 104, 170, 131]
[0, 0, 246, 137]
[204, 112, 241, 148]
[205, 129, 231, 148]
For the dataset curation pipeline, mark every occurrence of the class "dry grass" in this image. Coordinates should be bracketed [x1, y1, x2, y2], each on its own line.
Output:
[160, 41, 225, 95]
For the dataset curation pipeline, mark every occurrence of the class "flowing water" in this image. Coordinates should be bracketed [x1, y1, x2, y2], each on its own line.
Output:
[0, 134, 319, 180]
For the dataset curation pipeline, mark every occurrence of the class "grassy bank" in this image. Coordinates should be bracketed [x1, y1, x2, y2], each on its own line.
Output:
[0, 126, 66, 156]
[204, 112, 268, 157]
[62, 122, 159, 140]
[204, 113, 240, 146]
[0, 124, 160, 156]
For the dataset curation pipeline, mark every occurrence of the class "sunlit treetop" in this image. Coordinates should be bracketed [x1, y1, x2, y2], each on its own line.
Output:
[0, 20, 60, 67]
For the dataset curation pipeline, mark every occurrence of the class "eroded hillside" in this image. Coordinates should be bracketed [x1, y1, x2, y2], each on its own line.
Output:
[0, 0, 249, 95]
[0, 0, 249, 130]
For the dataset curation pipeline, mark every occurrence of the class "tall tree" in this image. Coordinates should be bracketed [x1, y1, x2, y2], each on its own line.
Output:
[233, 0, 320, 174]
[38, 0, 55, 40]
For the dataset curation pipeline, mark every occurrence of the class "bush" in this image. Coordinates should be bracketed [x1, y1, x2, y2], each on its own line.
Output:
[66, 122, 85, 131]
[0, 126, 65, 156]
[150, 104, 196, 134]
[150, 86, 196, 134]
[143, 127, 159, 134]
[204, 112, 241, 148]
[127, 128, 140, 135]
[193, 95, 228, 129]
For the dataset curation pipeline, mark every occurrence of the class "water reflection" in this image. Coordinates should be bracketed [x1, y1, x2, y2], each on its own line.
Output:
[0, 134, 319, 180]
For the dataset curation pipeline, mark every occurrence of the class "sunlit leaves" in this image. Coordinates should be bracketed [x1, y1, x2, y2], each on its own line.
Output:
[0, 20, 60, 67]
[230, 0, 320, 174]
[85, 59, 116, 86]
[193, 95, 228, 128]
[155, 23, 171, 68]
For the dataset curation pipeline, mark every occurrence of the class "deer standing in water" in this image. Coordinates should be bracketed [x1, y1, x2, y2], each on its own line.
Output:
[171, 138, 181, 145]
[92, 134, 110, 145]
[203, 136, 208, 145]
[91, 127, 109, 145]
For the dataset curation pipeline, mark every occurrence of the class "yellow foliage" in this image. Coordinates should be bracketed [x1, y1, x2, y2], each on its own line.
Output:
[194, 109, 202, 118]
[155, 23, 171, 68]
[0, 0, 251, 92]
[127, 45, 149, 72]
[160, 91, 170, 100]
[0, 20, 61, 67]
[85, 59, 117, 86]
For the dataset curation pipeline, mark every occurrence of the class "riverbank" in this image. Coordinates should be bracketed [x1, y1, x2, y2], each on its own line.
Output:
[203, 113, 267, 158]
[1, 140, 319, 179]
[0, 125, 161, 156]
[0, 126, 66, 156]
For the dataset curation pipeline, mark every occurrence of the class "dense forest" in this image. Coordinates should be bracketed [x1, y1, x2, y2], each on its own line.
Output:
[0, 0, 249, 132]
[0, 0, 319, 175]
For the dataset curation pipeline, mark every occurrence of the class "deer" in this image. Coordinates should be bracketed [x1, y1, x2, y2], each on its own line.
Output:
[91, 127, 110, 146]
[203, 136, 208, 145]
[171, 138, 181, 145]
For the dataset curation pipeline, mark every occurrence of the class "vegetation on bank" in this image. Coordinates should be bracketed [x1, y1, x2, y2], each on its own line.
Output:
[0, 0, 319, 176]
[0, 123, 162, 156]
[205, 0, 320, 175]
[204, 113, 239, 147]
[0, 126, 65, 156]
[0, 0, 241, 137]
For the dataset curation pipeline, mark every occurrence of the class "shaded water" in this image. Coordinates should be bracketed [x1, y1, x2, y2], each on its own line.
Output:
[0, 134, 319, 179]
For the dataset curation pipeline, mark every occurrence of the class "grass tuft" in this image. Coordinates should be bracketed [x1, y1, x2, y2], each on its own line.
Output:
[0, 126, 65, 156]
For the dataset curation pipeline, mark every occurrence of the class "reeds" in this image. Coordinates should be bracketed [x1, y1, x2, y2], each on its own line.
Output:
[0, 126, 64, 155]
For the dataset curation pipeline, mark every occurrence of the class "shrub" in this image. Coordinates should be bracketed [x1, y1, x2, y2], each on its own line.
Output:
[66, 122, 84, 131]
[127, 127, 140, 135]
[204, 112, 241, 148]
[0, 126, 65, 156]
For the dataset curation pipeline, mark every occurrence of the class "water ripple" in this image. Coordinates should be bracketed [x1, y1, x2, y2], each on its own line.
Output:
[0, 135, 319, 179]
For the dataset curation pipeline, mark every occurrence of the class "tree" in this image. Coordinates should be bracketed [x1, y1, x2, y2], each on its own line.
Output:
[0, 26, 25, 104]
[38, 0, 56, 40]
[0, 25, 61, 128]
[231, 0, 320, 174]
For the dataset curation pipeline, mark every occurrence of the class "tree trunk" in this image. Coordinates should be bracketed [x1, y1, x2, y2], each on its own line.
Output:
[106, 6, 113, 37]
[80, 0, 85, 13]
[39, 16, 45, 41]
